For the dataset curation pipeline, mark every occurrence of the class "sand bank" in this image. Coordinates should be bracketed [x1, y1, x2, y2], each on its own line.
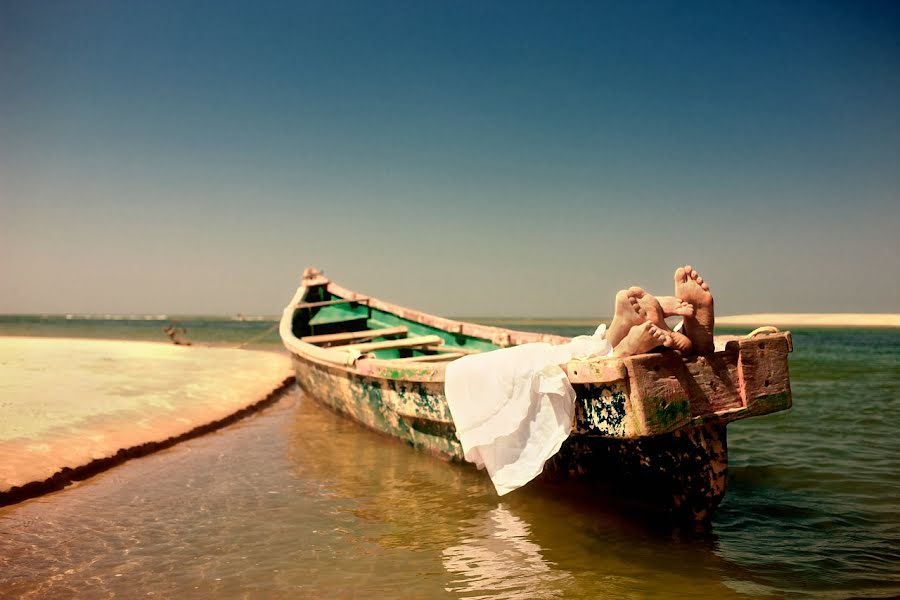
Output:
[717, 313, 900, 328]
[0, 337, 294, 505]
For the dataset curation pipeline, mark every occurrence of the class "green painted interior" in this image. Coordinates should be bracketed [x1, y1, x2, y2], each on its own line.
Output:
[295, 291, 499, 359]
[308, 303, 370, 326]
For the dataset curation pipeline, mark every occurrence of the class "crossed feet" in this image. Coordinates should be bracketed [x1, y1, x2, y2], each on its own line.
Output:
[674, 265, 715, 354]
[609, 266, 715, 357]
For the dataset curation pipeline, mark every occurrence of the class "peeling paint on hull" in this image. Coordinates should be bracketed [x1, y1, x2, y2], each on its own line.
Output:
[282, 269, 792, 522]
[292, 355, 464, 460]
[291, 353, 728, 520]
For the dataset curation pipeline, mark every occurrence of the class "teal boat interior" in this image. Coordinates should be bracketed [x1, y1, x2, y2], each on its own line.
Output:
[291, 288, 500, 361]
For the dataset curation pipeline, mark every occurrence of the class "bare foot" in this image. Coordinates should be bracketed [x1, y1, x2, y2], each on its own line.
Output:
[657, 296, 694, 318]
[674, 265, 715, 354]
[613, 321, 673, 357]
[627, 287, 693, 354]
[607, 289, 644, 347]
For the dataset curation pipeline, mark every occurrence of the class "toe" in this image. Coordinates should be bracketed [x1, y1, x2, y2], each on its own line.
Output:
[701, 282, 710, 291]
[662, 334, 673, 347]
[674, 267, 686, 283]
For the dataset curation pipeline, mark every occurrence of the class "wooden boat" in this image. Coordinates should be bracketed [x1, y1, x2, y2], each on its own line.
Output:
[280, 267, 793, 521]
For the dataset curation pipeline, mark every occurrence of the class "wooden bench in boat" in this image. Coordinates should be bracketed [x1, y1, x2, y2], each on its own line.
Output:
[296, 298, 370, 309]
[343, 335, 445, 354]
[301, 326, 408, 347]
[424, 344, 482, 355]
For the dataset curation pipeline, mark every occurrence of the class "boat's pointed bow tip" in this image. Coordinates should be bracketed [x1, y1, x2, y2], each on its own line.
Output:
[301, 266, 329, 286]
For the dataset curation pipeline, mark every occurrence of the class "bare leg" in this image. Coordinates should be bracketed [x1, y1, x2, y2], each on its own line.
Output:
[613, 322, 673, 357]
[674, 265, 715, 354]
[627, 287, 693, 354]
[607, 289, 644, 348]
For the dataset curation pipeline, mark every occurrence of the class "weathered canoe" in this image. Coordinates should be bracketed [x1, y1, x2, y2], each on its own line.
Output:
[280, 268, 793, 521]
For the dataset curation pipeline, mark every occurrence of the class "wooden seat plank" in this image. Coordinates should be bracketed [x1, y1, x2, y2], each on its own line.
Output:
[424, 344, 482, 355]
[302, 326, 408, 346]
[344, 335, 444, 354]
[296, 298, 370, 309]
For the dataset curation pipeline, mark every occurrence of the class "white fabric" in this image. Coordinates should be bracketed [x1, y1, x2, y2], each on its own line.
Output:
[445, 325, 612, 495]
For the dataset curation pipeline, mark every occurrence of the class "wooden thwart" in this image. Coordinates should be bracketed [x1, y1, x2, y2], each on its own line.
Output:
[424, 344, 482, 355]
[296, 298, 370, 309]
[344, 335, 445, 354]
[301, 326, 408, 346]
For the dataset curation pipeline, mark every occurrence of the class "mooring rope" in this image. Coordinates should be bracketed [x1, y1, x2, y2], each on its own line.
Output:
[236, 322, 279, 349]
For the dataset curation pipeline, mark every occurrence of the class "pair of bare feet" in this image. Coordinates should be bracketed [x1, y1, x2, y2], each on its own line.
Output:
[609, 266, 715, 358]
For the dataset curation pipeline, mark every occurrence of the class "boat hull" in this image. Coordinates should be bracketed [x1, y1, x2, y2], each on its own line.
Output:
[282, 268, 790, 522]
[290, 351, 728, 521]
[291, 353, 464, 460]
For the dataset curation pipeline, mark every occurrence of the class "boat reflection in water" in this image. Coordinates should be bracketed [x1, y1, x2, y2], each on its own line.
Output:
[285, 389, 763, 599]
[442, 504, 573, 599]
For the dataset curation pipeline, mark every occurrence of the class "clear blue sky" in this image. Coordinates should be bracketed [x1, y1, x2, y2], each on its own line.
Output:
[2, 1, 898, 316]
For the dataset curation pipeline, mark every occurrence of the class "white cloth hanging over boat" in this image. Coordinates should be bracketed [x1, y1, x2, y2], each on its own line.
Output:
[445, 325, 612, 496]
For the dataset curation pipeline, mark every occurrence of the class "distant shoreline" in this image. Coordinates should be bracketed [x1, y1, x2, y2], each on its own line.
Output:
[3, 313, 899, 329]
[715, 313, 900, 328]
[467, 313, 900, 328]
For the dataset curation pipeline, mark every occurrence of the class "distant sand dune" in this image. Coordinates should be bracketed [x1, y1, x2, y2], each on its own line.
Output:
[471, 314, 900, 329]
[717, 313, 900, 328]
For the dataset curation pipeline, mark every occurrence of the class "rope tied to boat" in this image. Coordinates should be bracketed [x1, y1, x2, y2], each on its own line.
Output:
[236, 322, 279, 349]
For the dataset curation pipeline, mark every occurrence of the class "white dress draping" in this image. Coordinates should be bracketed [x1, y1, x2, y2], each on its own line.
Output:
[444, 325, 611, 495]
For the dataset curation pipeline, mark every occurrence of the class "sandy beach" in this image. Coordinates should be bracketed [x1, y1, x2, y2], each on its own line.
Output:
[717, 313, 900, 328]
[0, 337, 293, 505]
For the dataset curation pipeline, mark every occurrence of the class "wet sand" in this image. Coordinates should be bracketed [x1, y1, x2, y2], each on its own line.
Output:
[0, 337, 293, 505]
[717, 313, 900, 328]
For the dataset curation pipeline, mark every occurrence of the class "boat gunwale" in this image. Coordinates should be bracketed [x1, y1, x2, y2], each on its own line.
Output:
[280, 268, 574, 380]
[281, 268, 793, 399]
[280, 272, 619, 383]
[323, 279, 572, 347]
[281, 268, 793, 438]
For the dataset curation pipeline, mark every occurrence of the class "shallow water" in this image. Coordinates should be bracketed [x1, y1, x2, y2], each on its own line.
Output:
[0, 315, 284, 350]
[1, 321, 898, 598]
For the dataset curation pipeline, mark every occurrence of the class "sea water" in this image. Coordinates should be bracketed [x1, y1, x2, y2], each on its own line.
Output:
[0, 318, 897, 598]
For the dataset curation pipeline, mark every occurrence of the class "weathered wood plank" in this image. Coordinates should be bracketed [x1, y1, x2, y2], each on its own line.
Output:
[296, 298, 370, 309]
[682, 350, 743, 416]
[566, 358, 628, 384]
[301, 326, 408, 346]
[356, 359, 447, 383]
[424, 345, 482, 355]
[344, 335, 445, 354]
[623, 352, 693, 436]
[389, 353, 465, 363]
[735, 334, 792, 416]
